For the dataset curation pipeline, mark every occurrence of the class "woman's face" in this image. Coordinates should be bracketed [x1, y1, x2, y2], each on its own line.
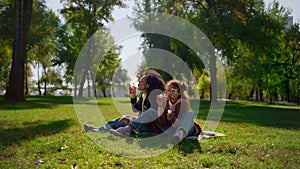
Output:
[137, 76, 146, 91]
[165, 84, 180, 101]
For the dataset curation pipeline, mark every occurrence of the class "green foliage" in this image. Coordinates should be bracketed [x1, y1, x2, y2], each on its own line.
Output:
[0, 0, 299, 104]
[57, 0, 125, 97]
[132, 0, 299, 103]
[197, 71, 210, 99]
[27, 2, 61, 95]
[0, 45, 12, 92]
[0, 0, 61, 96]
[96, 45, 122, 96]
[0, 0, 13, 93]
[132, 1, 205, 81]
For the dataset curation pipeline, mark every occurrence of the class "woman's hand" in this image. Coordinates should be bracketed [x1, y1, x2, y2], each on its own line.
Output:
[129, 85, 136, 95]
[122, 117, 130, 124]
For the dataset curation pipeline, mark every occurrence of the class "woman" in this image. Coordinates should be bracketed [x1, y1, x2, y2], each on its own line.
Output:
[84, 70, 165, 132]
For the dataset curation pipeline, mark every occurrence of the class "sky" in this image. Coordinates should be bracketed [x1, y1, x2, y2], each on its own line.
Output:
[45, 0, 300, 23]
[264, 0, 300, 23]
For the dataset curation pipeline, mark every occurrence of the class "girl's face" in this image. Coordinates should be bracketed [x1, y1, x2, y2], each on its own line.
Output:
[165, 85, 181, 102]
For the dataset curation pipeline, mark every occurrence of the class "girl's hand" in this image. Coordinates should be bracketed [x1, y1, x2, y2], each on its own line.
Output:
[167, 110, 174, 121]
[156, 94, 167, 117]
[156, 94, 167, 108]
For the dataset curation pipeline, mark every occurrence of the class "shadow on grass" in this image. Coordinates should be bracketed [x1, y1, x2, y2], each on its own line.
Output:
[0, 95, 74, 110]
[0, 119, 74, 146]
[223, 106, 300, 129]
[177, 139, 202, 155]
[124, 134, 202, 155]
[197, 100, 300, 129]
[0, 95, 112, 110]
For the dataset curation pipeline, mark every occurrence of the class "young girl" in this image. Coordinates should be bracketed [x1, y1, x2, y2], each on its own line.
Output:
[156, 79, 202, 144]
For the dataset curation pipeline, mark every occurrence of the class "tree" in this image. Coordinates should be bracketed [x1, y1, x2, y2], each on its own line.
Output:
[132, 0, 205, 82]
[271, 23, 300, 103]
[132, 0, 270, 101]
[197, 71, 210, 99]
[228, 1, 289, 102]
[27, 2, 59, 95]
[0, 45, 11, 93]
[58, 0, 124, 97]
[131, 0, 298, 103]
[0, 1, 14, 93]
[53, 24, 84, 96]
[5, 0, 33, 101]
[40, 67, 63, 95]
[95, 46, 121, 97]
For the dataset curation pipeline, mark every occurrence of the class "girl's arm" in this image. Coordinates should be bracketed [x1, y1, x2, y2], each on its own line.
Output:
[156, 94, 167, 117]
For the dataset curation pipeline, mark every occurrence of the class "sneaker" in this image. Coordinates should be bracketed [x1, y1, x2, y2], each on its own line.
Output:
[98, 126, 109, 132]
[109, 126, 132, 137]
[171, 129, 185, 145]
[84, 124, 99, 132]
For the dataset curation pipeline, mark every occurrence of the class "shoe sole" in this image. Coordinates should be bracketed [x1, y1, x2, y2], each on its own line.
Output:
[109, 130, 127, 137]
[84, 125, 99, 132]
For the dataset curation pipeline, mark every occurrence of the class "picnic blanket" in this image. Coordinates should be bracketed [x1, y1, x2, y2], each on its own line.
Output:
[186, 131, 227, 140]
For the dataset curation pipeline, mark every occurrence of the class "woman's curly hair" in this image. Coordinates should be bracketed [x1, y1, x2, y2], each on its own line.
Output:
[145, 70, 165, 94]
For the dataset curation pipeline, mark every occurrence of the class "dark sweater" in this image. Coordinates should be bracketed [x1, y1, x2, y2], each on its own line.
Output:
[130, 93, 151, 114]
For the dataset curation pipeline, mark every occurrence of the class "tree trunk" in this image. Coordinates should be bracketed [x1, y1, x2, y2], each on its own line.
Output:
[259, 88, 264, 102]
[228, 93, 232, 100]
[25, 61, 28, 95]
[90, 72, 97, 97]
[73, 76, 77, 97]
[210, 48, 217, 102]
[78, 68, 88, 97]
[285, 81, 291, 102]
[273, 92, 279, 101]
[43, 78, 47, 95]
[102, 88, 107, 97]
[87, 71, 90, 97]
[256, 88, 259, 101]
[78, 42, 92, 97]
[37, 63, 41, 96]
[43, 69, 47, 95]
[5, 0, 33, 102]
[74, 78, 77, 97]
[249, 87, 254, 100]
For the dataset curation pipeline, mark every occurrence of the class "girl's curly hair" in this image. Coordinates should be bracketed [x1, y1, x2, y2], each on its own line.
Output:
[165, 79, 189, 100]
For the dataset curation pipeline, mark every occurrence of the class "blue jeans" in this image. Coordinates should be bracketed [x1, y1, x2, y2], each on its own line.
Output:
[131, 108, 160, 134]
[131, 108, 195, 136]
[99, 116, 136, 131]
[177, 111, 195, 136]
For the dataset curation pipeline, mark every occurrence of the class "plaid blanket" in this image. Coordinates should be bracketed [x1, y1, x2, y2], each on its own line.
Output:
[186, 131, 227, 140]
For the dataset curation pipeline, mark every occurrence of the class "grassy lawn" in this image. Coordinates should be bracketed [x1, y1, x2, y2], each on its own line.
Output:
[0, 96, 299, 168]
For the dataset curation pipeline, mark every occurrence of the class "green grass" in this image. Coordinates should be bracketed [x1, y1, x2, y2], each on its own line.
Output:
[0, 96, 299, 168]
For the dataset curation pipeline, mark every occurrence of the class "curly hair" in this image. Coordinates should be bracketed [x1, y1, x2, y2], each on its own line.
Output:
[145, 70, 165, 94]
[142, 70, 166, 110]
[165, 79, 189, 100]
